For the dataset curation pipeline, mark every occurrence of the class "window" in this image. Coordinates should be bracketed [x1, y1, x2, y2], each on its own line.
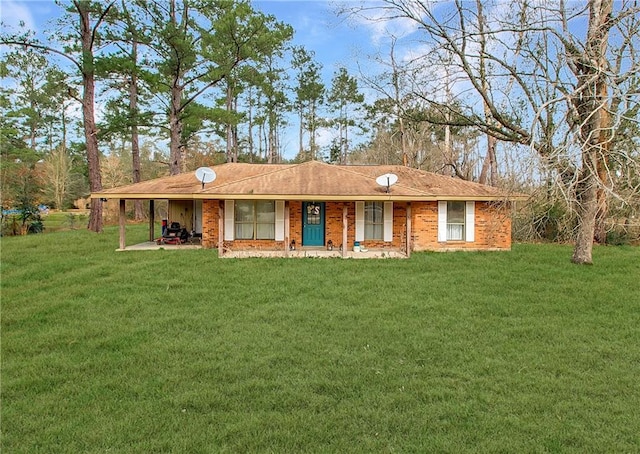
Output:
[306, 203, 322, 225]
[234, 201, 275, 240]
[446, 201, 466, 240]
[364, 201, 384, 240]
[447, 202, 466, 241]
[438, 201, 475, 243]
[356, 201, 393, 242]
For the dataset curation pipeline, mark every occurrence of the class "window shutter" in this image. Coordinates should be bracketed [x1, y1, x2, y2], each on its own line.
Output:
[465, 201, 475, 242]
[355, 201, 364, 242]
[383, 201, 393, 242]
[438, 201, 447, 242]
[224, 200, 234, 241]
[275, 200, 285, 241]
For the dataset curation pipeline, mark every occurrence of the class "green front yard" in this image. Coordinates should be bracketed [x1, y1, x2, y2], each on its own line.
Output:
[1, 227, 639, 452]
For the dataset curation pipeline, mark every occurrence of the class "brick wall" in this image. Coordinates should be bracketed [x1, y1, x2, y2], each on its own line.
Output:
[201, 199, 512, 252]
[201, 200, 220, 248]
[202, 200, 286, 251]
[411, 201, 512, 251]
[325, 202, 350, 249]
[318, 202, 406, 251]
[354, 202, 408, 251]
[289, 201, 302, 247]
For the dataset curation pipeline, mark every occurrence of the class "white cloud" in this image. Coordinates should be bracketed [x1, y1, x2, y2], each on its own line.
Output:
[316, 126, 336, 149]
[350, 6, 420, 46]
[0, 0, 37, 32]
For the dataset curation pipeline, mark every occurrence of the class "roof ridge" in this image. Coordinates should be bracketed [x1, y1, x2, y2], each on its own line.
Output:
[203, 162, 295, 192]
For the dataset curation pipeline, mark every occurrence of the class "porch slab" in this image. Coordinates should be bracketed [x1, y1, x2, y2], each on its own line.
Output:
[117, 241, 203, 251]
[117, 242, 406, 258]
[221, 248, 407, 259]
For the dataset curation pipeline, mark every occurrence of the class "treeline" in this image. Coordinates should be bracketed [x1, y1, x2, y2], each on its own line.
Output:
[2, 1, 639, 264]
[0, 0, 369, 230]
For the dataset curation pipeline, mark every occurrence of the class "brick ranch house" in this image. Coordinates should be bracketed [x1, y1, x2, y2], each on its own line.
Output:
[92, 160, 526, 257]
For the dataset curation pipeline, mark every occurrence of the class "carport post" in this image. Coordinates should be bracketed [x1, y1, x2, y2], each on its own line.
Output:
[284, 202, 290, 258]
[406, 203, 411, 258]
[149, 199, 155, 241]
[342, 204, 348, 258]
[218, 202, 224, 255]
[119, 199, 126, 250]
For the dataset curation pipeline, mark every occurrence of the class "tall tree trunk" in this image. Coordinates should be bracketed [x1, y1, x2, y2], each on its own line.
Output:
[594, 108, 611, 243]
[343, 110, 349, 165]
[167, 0, 183, 175]
[77, 1, 103, 232]
[247, 86, 254, 162]
[225, 81, 235, 162]
[61, 103, 67, 152]
[169, 76, 183, 175]
[594, 166, 609, 243]
[232, 95, 239, 162]
[268, 112, 275, 164]
[389, 38, 407, 167]
[129, 40, 144, 220]
[443, 72, 455, 176]
[477, 0, 497, 187]
[298, 107, 304, 157]
[310, 100, 316, 160]
[29, 94, 37, 150]
[479, 135, 497, 185]
[444, 122, 454, 176]
[572, 152, 600, 264]
[571, 0, 613, 264]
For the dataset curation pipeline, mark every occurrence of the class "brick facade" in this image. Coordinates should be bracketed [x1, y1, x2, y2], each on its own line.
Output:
[200, 199, 512, 253]
[201, 200, 220, 249]
[411, 201, 512, 250]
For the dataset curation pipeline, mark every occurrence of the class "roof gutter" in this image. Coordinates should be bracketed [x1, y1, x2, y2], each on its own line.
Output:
[91, 192, 528, 202]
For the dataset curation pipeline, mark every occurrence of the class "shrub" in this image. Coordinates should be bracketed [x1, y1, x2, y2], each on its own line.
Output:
[1, 204, 44, 236]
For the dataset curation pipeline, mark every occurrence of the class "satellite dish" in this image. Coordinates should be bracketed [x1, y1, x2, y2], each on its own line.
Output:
[375, 173, 398, 193]
[195, 167, 216, 189]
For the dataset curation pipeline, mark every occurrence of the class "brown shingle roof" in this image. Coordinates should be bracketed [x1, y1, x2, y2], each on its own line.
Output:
[93, 160, 525, 201]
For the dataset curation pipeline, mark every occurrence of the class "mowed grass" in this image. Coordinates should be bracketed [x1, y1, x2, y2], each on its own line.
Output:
[1, 226, 639, 453]
[41, 211, 89, 232]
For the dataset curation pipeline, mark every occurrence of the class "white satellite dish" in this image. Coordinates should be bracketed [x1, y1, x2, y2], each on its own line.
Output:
[195, 167, 216, 189]
[375, 173, 398, 193]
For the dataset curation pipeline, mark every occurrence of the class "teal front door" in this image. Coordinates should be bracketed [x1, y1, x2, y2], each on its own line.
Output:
[302, 202, 325, 246]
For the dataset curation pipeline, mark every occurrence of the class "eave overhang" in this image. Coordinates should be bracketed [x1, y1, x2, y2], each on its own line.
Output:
[92, 192, 527, 202]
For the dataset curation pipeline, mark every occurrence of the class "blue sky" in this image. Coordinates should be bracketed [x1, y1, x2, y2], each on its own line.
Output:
[1, 0, 405, 157]
[0, 0, 385, 78]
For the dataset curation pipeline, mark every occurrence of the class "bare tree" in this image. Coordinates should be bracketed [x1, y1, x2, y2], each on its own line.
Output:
[43, 145, 73, 209]
[346, 0, 640, 264]
[475, 0, 498, 186]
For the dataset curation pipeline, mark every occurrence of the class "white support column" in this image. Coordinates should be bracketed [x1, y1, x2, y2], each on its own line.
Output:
[224, 200, 234, 241]
[218, 202, 224, 255]
[355, 201, 364, 242]
[383, 201, 393, 242]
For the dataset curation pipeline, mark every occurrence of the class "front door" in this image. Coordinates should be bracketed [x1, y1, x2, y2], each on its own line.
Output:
[302, 202, 325, 246]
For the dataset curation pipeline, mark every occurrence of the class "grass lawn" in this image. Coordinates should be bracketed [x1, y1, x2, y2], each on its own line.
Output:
[41, 211, 89, 233]
[1, 226, 639, 453]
